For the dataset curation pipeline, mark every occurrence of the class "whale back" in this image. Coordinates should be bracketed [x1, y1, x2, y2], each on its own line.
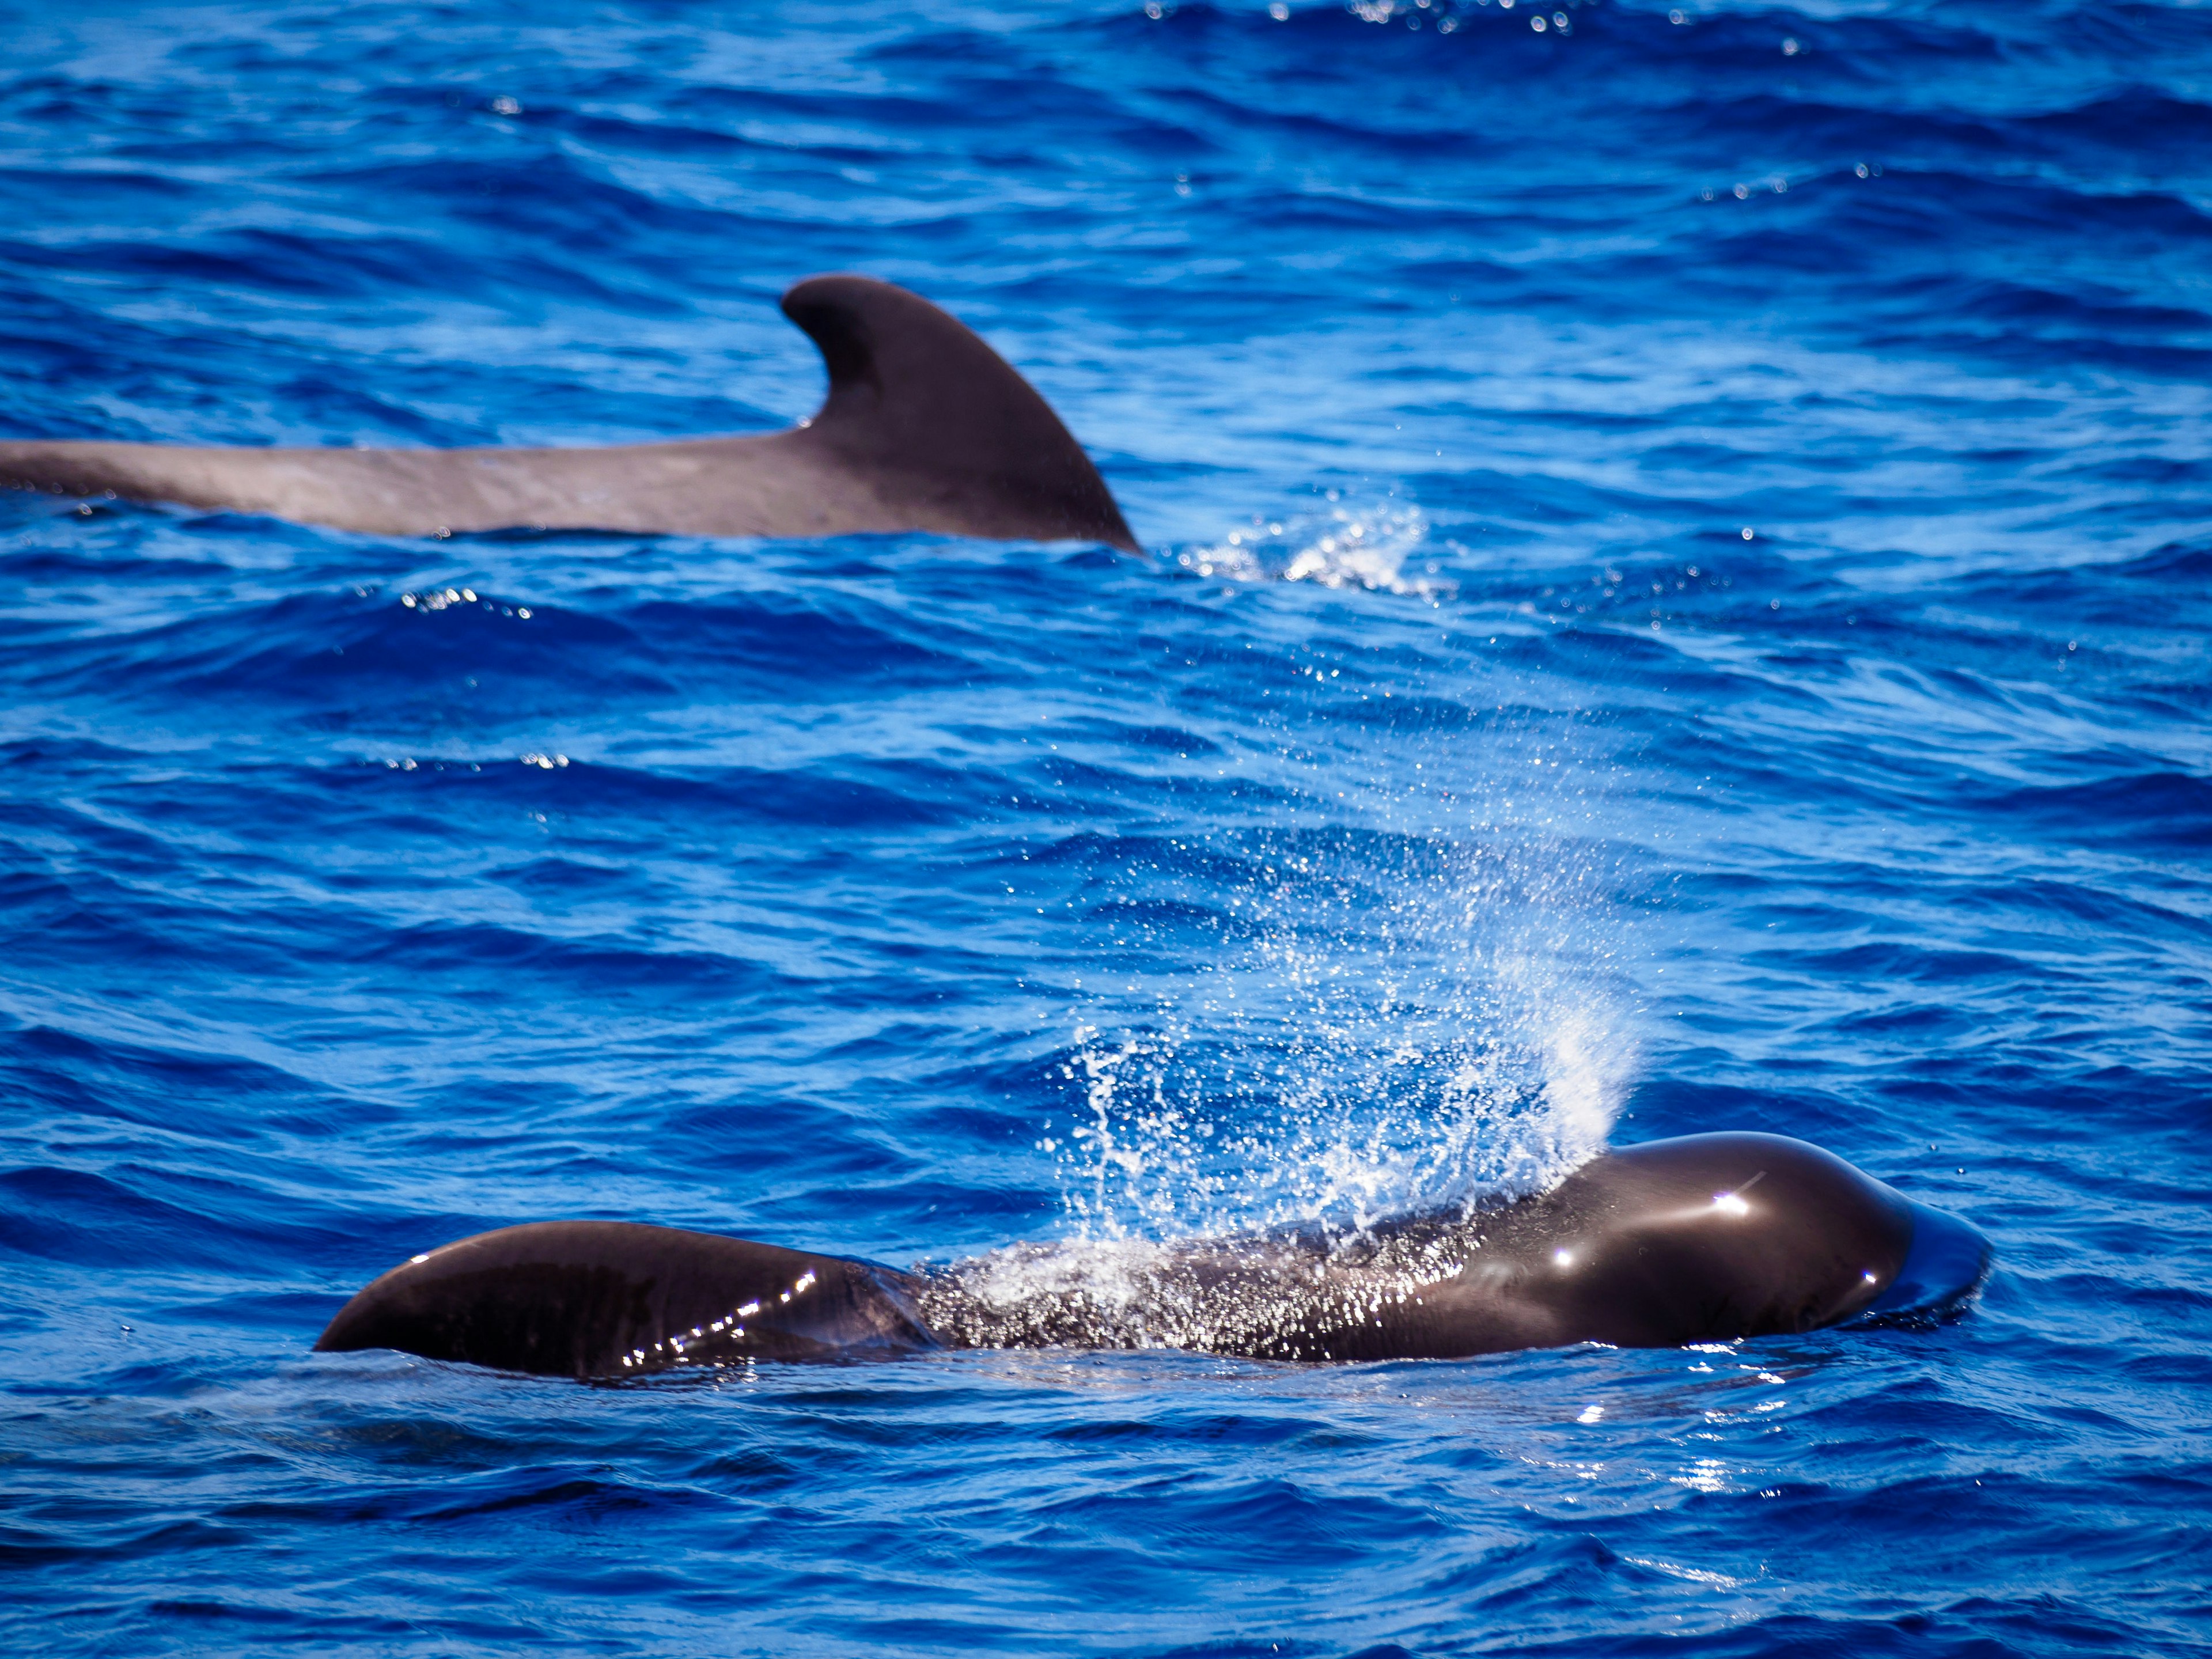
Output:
[0, 275, 1139, 548]
[310, 1134, 1983, 1379]
[315, 1220, 934, 1378]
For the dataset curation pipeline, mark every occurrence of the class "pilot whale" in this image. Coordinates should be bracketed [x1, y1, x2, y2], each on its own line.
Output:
[316, 1131, 1991, 1378]
[0, 275, 1139, 551]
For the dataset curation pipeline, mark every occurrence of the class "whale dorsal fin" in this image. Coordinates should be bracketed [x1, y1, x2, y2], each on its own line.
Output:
[779, 275, 1137, 551]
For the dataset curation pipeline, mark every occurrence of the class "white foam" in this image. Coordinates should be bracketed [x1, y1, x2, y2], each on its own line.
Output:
[1176, 501, 1450, 597]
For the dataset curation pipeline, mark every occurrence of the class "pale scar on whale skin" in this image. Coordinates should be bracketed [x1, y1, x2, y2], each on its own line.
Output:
[0, 274, 1140, 552]
[315, 1132, 1993, 1381]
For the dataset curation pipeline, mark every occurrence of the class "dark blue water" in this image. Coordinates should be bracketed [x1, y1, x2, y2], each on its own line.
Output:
[4, 1, 2210, 1652]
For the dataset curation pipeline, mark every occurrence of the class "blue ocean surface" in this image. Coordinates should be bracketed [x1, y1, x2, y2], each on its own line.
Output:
[2, 1, 2209, 1652]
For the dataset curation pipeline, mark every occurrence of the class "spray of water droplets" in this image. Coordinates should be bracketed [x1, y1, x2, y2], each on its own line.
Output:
[931, 805, 1642, 1354]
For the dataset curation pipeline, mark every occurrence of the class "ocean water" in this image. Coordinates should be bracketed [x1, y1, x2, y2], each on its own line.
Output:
[2, 0, 2210, 1652]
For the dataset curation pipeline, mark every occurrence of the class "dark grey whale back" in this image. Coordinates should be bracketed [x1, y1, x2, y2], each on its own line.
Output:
[315, 1220, 934, 1378]
[314, 1133, 1991, 1380]
[0, 275, 1139, 549]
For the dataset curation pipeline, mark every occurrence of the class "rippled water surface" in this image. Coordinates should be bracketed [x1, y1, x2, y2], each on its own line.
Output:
[3, 1, 2210, 1653]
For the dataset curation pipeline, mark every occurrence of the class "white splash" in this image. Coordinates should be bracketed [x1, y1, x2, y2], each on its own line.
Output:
[1177, 502, 1449, 597]
[935, 953, 1635, 1354]
[1036, 828, 1641, 1256]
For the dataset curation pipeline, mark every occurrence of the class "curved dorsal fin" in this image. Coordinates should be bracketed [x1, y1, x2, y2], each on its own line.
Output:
[779, 275, 1138, 552]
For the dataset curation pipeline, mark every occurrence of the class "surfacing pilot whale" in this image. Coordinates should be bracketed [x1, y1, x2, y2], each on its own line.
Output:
[0, 275, 1139, 551]
[316, 1132, 1991, 1379]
